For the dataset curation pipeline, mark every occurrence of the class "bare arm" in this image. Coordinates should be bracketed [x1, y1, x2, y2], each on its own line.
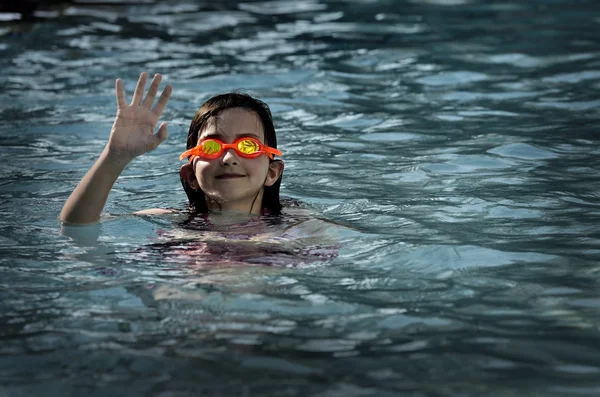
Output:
[59, 72, 172, 224]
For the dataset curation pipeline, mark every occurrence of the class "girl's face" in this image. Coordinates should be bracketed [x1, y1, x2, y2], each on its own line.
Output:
[188, 108, 282, 214]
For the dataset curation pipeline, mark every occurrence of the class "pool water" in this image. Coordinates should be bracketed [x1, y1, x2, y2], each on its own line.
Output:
[1, 0, 600, 396]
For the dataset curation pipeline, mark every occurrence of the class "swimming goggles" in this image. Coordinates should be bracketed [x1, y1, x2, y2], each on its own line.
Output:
[179, 137, 282, 161]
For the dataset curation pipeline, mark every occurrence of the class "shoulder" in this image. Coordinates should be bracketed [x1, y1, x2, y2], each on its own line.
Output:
[133, 208, 179, 216]
[282, 207, 311, 217]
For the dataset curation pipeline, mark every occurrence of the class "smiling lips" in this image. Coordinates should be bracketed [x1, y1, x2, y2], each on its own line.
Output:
[215, 173, 246, 179]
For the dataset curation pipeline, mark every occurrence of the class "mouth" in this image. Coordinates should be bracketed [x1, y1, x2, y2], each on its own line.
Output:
[215, 173, 246, 179]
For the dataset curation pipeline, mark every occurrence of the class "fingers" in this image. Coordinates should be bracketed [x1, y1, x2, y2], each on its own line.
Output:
[119, 72, 170, 112]
[115, 78, 126, 108]
[130, 72, 148, 106]
[142, 73, 162, 109]
[152, 84, 172, 117]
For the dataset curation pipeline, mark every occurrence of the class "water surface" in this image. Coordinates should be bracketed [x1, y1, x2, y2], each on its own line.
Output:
[1, 0, 600, 396]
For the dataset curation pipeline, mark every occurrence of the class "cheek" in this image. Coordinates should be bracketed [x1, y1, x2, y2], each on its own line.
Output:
[247, 158, 270, 178]
[194, 161, 214, 183]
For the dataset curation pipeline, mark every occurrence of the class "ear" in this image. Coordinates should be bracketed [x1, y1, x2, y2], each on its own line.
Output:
[264, 160, 284, 187]
[180, 163, 199, 190]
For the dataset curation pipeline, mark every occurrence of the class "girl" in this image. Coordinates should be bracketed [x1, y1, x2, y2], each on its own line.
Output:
[60, 73, 339, 268]
[59, 72, 285, 224]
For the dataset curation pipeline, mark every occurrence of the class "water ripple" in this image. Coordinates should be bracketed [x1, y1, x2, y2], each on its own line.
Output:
[2, 0, 600, 395]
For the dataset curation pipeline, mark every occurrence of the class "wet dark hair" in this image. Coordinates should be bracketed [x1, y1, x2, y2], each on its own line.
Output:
[181, 92, 283, 215]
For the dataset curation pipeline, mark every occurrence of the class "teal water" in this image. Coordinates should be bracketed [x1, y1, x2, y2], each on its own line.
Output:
[1, 1, 600, 396]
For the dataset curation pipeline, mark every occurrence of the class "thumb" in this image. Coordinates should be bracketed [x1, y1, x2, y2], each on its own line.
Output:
[152, 122, 168, 148]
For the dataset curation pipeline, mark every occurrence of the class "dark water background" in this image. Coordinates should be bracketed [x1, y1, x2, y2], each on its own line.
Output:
[1, 0, 600, 396]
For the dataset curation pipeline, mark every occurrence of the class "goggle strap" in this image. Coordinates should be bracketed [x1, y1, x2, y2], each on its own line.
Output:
[179, 149, 194, 160]
[264, 147, 282, 157]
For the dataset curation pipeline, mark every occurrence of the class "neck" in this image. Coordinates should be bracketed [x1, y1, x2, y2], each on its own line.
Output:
[205, 190, 264, 215]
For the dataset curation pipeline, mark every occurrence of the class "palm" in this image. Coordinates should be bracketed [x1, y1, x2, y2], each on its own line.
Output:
[111, 106, 159, 157]
[108, 73, 172, 161]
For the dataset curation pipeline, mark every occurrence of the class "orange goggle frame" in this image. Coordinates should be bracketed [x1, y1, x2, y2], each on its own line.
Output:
[179, 137, 282, 161]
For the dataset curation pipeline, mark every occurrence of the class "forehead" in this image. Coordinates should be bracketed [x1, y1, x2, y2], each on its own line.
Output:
[199, 108, 265, 141]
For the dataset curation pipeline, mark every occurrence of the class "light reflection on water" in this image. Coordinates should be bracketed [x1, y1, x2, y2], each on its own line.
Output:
[1, 0, 600, 395]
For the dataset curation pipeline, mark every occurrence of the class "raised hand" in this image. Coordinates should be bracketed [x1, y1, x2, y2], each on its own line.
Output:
[60, 72, 173, 224]
[107, 72, 172, 162]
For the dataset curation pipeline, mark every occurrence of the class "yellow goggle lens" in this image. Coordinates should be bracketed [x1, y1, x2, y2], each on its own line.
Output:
[237, 139, 260, 155]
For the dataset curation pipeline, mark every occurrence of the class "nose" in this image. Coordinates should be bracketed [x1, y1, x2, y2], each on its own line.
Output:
[220, 147, 239, 165]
